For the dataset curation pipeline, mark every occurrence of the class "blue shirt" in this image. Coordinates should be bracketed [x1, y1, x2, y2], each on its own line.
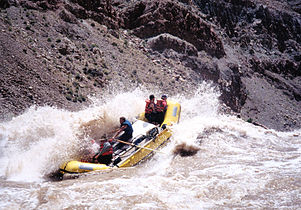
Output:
[121, 120, 133, 136]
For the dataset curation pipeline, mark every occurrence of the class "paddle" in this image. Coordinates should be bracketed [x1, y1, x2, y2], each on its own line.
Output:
[113, 138, 167, 154]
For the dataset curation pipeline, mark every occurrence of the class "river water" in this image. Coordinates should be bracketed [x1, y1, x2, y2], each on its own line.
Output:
[0, 84, 300, 209]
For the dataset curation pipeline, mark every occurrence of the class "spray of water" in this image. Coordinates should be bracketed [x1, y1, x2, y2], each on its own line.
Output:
[0, 87, 149, 182]
[1, 82, 301, 208]
[1, 82, 300, 184]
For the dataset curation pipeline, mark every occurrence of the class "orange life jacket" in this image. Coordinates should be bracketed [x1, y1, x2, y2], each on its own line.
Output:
[145, 99, 156, 114]
[100, 141, 113, 156]
[156, 99, 167, 112]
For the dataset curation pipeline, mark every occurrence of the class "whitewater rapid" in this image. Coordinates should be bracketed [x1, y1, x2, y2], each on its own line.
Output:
[0, 83, 300, 209]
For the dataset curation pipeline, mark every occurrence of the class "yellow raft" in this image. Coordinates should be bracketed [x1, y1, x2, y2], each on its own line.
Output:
[59, 100, 181, 175]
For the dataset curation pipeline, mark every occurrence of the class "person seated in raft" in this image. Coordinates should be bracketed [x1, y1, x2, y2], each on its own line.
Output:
[111, 117, 133, 151]
[92, 139, 113, 165]
[145, 94, 157, 124]
[156, 94, 168, 125]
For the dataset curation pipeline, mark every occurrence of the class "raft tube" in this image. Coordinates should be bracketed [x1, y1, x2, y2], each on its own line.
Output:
[60, 160, 110, 174]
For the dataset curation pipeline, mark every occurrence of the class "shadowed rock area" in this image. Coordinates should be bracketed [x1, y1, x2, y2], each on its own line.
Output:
[0, 0, 300, 131]
[173, 143, 200, 157]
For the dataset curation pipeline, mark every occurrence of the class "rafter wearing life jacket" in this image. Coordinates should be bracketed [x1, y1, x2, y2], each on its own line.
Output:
[145, 99, 156, 114]
[99, 140, 113, 156]
[156, 99, 167, 113]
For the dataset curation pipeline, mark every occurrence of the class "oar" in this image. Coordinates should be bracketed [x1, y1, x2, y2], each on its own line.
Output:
[114, 138, 167, 154]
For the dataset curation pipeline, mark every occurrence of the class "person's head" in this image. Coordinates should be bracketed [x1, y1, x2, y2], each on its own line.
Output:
[120, 116, 126, 124]
[161, 94, 167, 100]
[149, 94, 155, 101]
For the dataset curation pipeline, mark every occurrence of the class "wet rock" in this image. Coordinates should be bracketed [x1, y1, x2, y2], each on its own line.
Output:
[173, 142, 200, 157]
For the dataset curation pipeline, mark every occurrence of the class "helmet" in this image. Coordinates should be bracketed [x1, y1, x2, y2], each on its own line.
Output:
[161, 94, 167, 99]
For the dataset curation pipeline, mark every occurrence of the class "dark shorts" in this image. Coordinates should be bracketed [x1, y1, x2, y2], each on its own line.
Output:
[114, 134, 132, 151]
[146, 112, 165, 125]
[145, 113, 157, 123]
[118, 133, 132, 142]
[156, 112, 165, 125]
[97, 154, 113, 165]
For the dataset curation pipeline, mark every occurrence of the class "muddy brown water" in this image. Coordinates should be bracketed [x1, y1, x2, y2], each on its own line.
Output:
[1, 87, 300, 209]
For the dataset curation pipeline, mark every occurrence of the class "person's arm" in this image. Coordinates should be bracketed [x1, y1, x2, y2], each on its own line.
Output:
[163, 101, 168, 111]
[150, 103, 156, 112]
[112, 125, 127, 138]
[93, 142, 111, 161]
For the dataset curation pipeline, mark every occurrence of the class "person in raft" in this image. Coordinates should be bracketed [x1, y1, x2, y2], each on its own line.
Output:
[156, 94, 168, 125]
[92, 139, 113, 165]
[145, 94, 157, 124]
[111, 117, 133, 151]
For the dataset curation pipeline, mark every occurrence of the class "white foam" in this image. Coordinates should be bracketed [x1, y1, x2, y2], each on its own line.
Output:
[0, 84, 300, 209]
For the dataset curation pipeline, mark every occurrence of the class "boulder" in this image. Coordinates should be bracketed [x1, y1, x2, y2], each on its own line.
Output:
[147, 33, 198, 56]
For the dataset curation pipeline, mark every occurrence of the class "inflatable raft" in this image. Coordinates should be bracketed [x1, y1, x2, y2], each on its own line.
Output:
[59, 100, 181, 175]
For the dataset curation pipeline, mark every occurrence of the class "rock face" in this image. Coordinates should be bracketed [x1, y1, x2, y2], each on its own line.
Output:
[68, 0, 119, 29]
[121, 0, 225, 58]
[66, 0, 244, 111]
[0, 0, 10, 9]
[194, 0, 301, 55]
[0, 0, 300, 131]
[65, 0, 225, 58]
[192, 0, 301, 130]
[147, 33, 198, 56]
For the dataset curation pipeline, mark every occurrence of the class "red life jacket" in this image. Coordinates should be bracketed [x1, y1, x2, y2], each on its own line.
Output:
[156, 99, 167, 112]
[145, 100, 156, 114]
[100, 141, 113, 156]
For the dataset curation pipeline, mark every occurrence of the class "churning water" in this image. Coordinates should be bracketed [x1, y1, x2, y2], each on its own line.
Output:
[0, 83, 300, 209]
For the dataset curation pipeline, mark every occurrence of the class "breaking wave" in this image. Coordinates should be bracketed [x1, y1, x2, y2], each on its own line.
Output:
[0, 82, 300, 209]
